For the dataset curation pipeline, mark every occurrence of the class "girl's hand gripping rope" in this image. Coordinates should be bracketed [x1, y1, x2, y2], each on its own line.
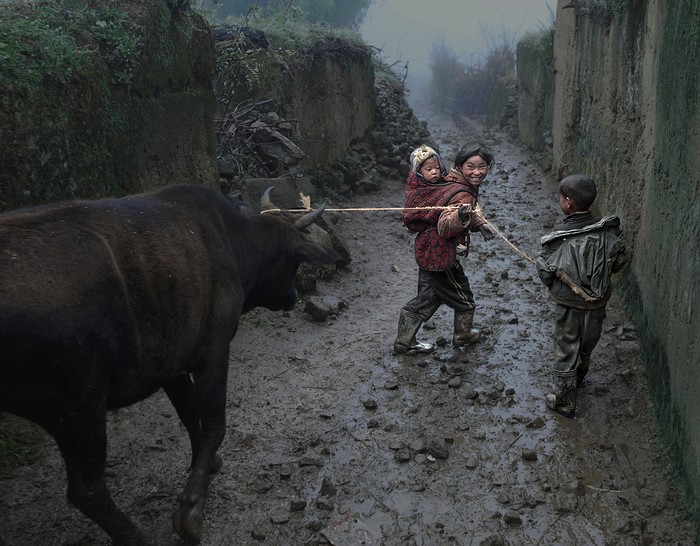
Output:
[458, 203, 472, 223]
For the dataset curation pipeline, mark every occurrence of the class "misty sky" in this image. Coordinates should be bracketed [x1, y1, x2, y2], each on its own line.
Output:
[360, 0, 553, 80]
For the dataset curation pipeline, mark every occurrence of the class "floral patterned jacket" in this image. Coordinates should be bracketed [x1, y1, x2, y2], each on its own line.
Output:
[402, 170, 484, 271]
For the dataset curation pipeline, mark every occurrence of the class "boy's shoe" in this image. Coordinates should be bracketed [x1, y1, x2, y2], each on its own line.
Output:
[545, 376, 577, 417]
[576, 372, 586, 389]
[576, 360, 590, 388]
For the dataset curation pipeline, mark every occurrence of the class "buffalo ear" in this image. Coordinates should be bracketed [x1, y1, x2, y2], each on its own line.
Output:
[295, 240, 340, 265]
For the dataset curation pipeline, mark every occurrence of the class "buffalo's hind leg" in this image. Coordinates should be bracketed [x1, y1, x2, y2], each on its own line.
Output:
[45, 408, 147, 545]
[170, 346, 230, 545]
[163, 374, 223, 473]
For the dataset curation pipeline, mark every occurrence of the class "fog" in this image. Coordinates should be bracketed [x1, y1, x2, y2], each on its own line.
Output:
[360, 0, 553, 90]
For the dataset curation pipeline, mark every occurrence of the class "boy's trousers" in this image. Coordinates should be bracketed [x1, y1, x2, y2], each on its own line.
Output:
[553, 304, 607, 377]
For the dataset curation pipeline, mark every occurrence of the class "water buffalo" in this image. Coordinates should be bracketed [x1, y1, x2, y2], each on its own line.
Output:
[0, 184, 339, 544]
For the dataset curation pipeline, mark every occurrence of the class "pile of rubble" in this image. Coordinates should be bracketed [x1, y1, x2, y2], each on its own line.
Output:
[215, 67, 431, 204]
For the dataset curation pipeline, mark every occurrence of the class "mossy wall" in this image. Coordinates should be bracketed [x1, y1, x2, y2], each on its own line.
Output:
[0, 0, 218, 212]
[542, 0, 700, 525]
[517, 29, 555, 150]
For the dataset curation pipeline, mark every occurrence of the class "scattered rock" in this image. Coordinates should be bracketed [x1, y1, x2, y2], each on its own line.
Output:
[304, 299, 332, 322]
[251, 528, 267, 540]
[428, 443, 450, 459]
[290, 499, 307, 512]
[362, 398, 378, 410]
[496, 491, 511, 504]
[464, 384, 479, 399]
[564, 479, 586, 496]
[479, 533, 508, 546]
[521, 449, 538, 462]
[319, 477, 337, 497]
[394, 449, 411, 463]
[409, 439, 426, 452]
[526, 417, 546, 429]
[316, 497, 334, 511]
[304, 295, 348, 322]
[503, 511, 522, 525]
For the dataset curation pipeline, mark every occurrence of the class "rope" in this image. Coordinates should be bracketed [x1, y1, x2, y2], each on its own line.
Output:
[260, 205, 461, 214]
[264, 203, 598, 299]
[263, 204, 537, 263]
[260, 205, 597, 302]
[264, 204, 537, 260]
[478, 218, 536, 264]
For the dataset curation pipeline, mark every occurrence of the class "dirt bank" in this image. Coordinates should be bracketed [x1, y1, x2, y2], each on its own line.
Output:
[1, 102, 697, 546]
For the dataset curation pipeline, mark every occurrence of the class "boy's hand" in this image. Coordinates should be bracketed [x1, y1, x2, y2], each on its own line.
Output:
[458, 204, 472, 223]
[479, 224, 495, 241]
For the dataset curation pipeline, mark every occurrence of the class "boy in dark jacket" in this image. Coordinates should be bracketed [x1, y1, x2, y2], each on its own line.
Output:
[536, 174, 627, 417]
[393, 144, 495, 355]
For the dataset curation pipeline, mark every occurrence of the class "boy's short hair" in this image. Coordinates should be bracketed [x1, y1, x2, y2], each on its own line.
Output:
[454, 143, 495, 170]
[559, 174, 597, 210]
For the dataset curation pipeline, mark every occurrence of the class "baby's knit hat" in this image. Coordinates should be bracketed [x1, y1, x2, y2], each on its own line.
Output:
[410, 144, 441, 174]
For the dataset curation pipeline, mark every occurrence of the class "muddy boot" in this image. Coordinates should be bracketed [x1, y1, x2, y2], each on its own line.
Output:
[393, 310, 433, 355]
[576, 359, 590, 388]
[545, 375, 577, 417]
[452, 309, 481, 347]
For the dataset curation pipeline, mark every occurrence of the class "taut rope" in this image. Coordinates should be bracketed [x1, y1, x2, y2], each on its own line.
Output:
[262, 204, 538, 264]
[264, 203, 601, 302]
[260, 205, 462, 214]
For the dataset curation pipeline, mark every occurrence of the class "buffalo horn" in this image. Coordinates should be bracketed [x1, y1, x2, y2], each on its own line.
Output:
[260, 186, 276, 211]
[294, 203, 326, 230]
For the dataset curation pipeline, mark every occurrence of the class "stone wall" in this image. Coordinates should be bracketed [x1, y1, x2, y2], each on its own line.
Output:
[528, 0, 700, 523]
[0, 0, 218, 212]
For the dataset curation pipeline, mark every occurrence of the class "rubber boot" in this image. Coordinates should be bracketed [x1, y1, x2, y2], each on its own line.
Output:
[393, 310, 434, 355]
[545, 375, 577, 417]
[576, 359, 590, 388]
[452, 309, 481, 347]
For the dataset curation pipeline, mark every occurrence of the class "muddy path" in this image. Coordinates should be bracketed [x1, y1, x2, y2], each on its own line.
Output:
[1, 103, 697, 546]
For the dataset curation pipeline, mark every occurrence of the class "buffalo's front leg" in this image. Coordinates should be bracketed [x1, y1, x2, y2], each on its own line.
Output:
[164, 374, 224, 473]
[171, 346, 229, 545]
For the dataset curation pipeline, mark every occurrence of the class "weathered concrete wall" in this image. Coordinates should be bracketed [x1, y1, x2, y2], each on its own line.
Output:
[544, 0, 700, 523]
[280, 46, 375, 171]
[0, 0, 218, 212]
